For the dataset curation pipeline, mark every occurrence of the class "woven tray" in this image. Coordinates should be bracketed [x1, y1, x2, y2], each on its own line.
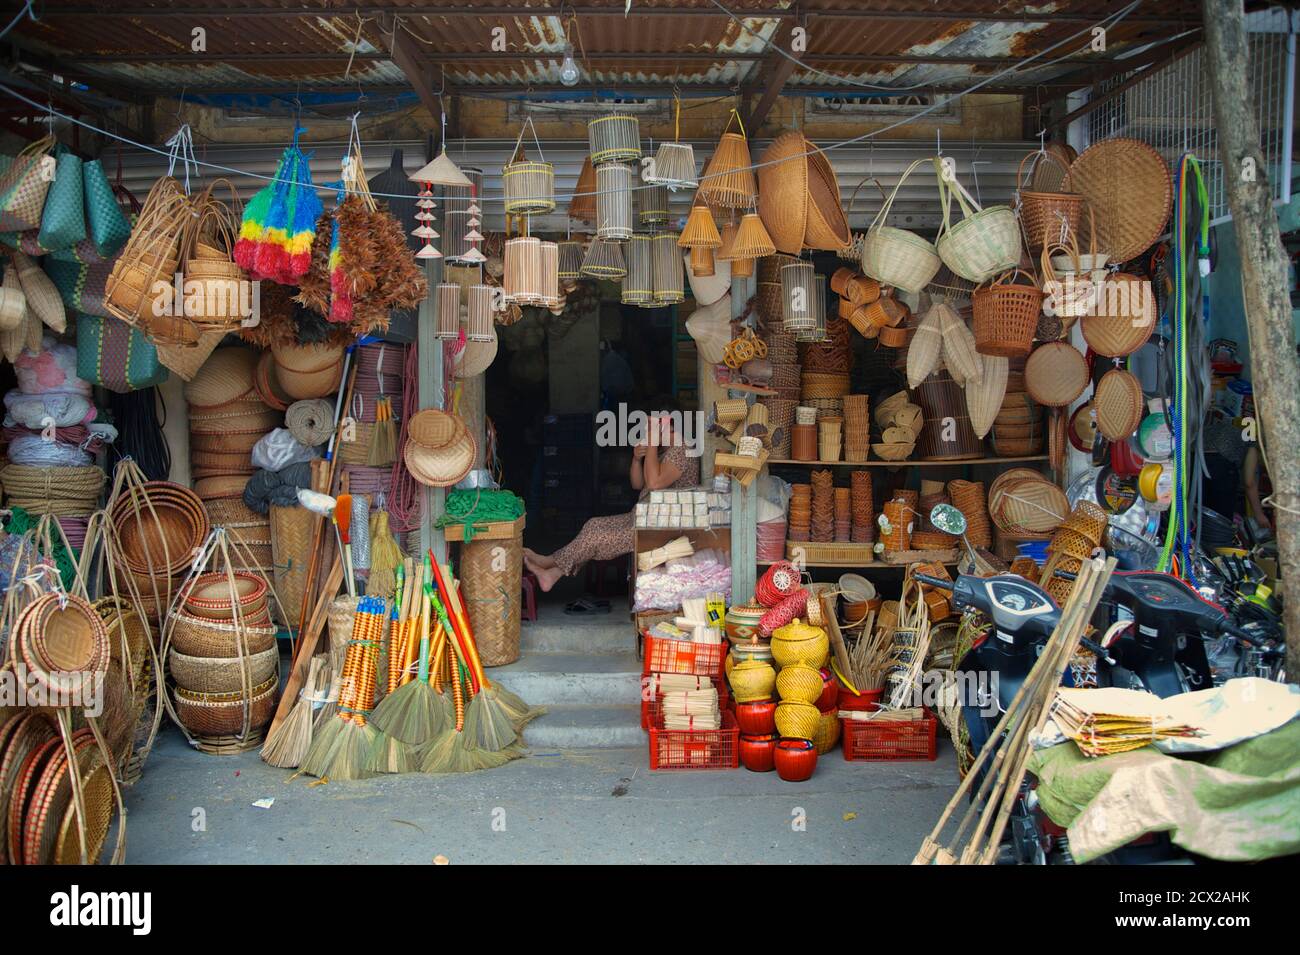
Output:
[1025, 342, 1089, 408]
[1063, 137, 1173, 264]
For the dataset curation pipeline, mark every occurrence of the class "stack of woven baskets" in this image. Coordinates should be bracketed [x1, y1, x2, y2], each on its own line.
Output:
[809, 469, 834, 543]
[947, 479, 992, 549]
[910, 479, 959, 551]
[841, 394, 870, 462]
[168, 570, 279, 748]
[760, 319, 799, 459]
[1040, 500, 1109, 604]
[186, 347, 283, 487]
[849, 470, 873, 544]
[111, 480, 209, 620]
[989, 359, 1043, 456]
[787, 483, 811, 542]
[872, 391, 921, 461]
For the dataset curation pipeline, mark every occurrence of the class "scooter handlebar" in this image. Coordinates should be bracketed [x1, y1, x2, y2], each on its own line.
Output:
[913, 573, 953, 591]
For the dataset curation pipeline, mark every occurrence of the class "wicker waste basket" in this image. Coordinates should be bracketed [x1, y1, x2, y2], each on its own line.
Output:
[459, 524, 524, 667]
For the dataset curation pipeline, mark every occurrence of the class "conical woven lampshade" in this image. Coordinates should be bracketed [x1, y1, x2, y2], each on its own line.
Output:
[558, 241, 584, 279]
[649, 141, 697, 190]
[699, 131, 758, 209]
[569, 156, 597, 223]
[409, 149, 474, 188]
[678, 198, 721, 249]
[720, 212, 775, 260]
[580, 237, 627, 279]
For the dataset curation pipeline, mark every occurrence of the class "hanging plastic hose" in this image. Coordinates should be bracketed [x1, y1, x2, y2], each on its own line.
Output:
[1159, 154, 1211, 581]
[106, 387, 171, 482]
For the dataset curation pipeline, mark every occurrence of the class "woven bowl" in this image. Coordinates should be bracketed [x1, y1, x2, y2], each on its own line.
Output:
[183, 572, 269, 621]
[774, 701, 821, 741]
[168, 610, 276, 659]
[174, 676, 277, 737]
[728, 659, 777, 703]
[169, 645, 278, 694]
[775, 663, 825, 705]
[189, 430, 264, 454]
[111, 481, 209, 576]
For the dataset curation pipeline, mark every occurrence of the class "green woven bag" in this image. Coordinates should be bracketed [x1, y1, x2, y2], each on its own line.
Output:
[36, 149, 86, 253]
[82, 158, 131, 257]
[76, 312, 167, 392]
[45, 252, 115, 318]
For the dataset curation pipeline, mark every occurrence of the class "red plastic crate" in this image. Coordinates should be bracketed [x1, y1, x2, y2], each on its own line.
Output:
[640, 675, 729, 730]
[841, 708, 937, 761]
[648, 710, 739, 771]
[641, 633, 727, 678]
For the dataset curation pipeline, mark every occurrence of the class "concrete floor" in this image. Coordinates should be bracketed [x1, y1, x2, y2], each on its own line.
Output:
[123, 730, 957, 864]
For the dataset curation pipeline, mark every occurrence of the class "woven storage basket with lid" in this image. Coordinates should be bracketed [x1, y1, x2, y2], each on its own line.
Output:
[729, 659, 776, 702]
[775, 701, 820, 740]
[1025, 341, 1089, 408]
[861, 158, 941, 293]
[184, 346, 258, 409]
[271, 339, 345, 400]
[1093, 367, 1145, 441]
[934, 160, 1022, 283]
[1062, 137, 1173, 263]
[770, 620, 829, 668]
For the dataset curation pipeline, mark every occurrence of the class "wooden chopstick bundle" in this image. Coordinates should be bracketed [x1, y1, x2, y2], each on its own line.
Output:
[660, 686, 721, 730]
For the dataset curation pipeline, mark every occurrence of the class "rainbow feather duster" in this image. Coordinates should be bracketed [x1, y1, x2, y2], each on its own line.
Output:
[235, 132, 323, 284]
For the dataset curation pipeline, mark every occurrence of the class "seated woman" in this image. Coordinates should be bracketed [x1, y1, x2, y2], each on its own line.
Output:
[524, 411, 700, 592]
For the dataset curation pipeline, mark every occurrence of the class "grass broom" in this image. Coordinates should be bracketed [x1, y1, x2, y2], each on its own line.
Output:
[366, 562, 415, 772]
[261, 655, 327, 768]
[301, 597, 383, 780]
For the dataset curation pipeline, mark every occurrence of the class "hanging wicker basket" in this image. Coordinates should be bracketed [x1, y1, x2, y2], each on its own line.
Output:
[861, 158, 941, 293]
[1016, 150, 1083, 250]
[502, 118, 555, 215]
[935, 159, 1022, 283]
[971, 269, 1044, 358]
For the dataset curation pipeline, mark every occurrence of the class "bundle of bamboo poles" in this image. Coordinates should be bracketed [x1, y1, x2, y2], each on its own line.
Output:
[913, 556, 1116, 865]
[660, 686, 721, 730]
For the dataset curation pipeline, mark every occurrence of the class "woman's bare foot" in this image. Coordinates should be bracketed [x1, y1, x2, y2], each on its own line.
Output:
[523, 548, 557, 569]
[533, 564, 564, 592]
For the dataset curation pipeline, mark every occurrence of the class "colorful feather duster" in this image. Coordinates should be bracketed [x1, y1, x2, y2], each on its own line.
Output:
[235, 132, 323, 284]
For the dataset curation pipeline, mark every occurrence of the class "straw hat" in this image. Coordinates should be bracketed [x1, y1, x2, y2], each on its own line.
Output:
[404, 409, 477, 487]
[684, 252, 731, 306]
[453, 330, 498, 379]
[184, 347, 258, 409]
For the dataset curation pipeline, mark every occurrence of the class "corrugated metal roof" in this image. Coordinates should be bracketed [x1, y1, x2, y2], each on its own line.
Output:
[10, 1, 1199, 95]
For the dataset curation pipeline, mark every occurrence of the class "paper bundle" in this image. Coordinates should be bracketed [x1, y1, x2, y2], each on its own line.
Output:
[1051, 687, 1199, 757]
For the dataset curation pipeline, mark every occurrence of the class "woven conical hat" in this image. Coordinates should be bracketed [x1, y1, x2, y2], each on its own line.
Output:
[409, 149, 473, 188]
[184, 348, 258, 409]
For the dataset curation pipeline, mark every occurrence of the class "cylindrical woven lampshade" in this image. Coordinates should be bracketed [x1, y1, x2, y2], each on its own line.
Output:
[580, 237, 627, 279]
[699, 131, 757, 209]
[678, 199, 721, 249]
[689, 246, 715, 276]
[504, 236, 543, 305]
[596, 162, 634, 241]
[468, 285, 495, 342]
[649, 141, 697, 189]
[622, 235, 654, 305]
[638, 184, 670, 225]
[539, 240, 561, 307]
[588, 112, 642, 164]
[569, 156, 597, 223]
[796, 279, 827, 343]
[781, 261, 817, 336]
[557, 240, 584, 280]
[443, 210, 474, 261]
[444, 166, 483, 212]
[652, 233, 684, 305]
[436, 283, 461, 341]
[503, 159, 555, 215]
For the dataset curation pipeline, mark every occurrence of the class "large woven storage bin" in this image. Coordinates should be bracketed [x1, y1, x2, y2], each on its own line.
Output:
[459, 528, 523, 666]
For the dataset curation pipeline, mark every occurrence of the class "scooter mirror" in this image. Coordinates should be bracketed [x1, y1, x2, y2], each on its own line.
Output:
[929, 503, 967, 536]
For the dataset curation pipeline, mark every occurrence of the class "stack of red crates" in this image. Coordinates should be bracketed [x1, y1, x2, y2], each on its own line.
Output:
[641, 631, 738, 771]
[841, 706, 938, 761]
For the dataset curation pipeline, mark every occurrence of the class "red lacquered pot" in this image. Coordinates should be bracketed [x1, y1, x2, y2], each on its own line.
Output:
[734, 700, 777, 735]
[816, 668, 838, 712]
[774, 738, 818, 781]
[838, 685, 883, 712]
[739, 733, 778, 772]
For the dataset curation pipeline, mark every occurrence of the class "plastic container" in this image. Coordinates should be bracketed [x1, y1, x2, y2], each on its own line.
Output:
[842, 707, 937, 761]
[642, 633, 727, 678]
[648, 710, 740, 771]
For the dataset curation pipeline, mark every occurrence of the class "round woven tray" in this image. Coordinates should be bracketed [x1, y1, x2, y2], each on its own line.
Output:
[1093, 367, 1145, 441]
[53, 749, 114, 865]
[1082, 273, 1156, 358]
[1025, 342, 1089, 408]
[1063, 137, 1173, 264]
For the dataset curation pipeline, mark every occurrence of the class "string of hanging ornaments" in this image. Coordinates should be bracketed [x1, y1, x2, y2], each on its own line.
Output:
[646, 96, 697, 190]
[678, 194, 722, 278]
[443, 166, 486, 265]
[408, 116, 473, 259]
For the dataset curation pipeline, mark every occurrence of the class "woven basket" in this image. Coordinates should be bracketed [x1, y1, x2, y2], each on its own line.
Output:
[269, 504, 313, 631]
[460, 532, 523, 667]
[203, 496, 261, 528]
[729, 659, 776, 703]
[184, 347, 258, 409]
[1093, 368, 1145, 441]
[1025, 342, 1089, 408]
[770, 621, 829, 668]
[1082, 273, 1156, 358]
[775, 663, 824, 705]
[105, 177, 191, 335]
[190, 449, 254, 472]
[1017, 151, 1083, 250]
[800, 371, 850, 399]
[169, 645, 278, 694]
[1062, 137, 1173, 264]
[271, 340, 345, 400]
[989, 472, 1068, 534]
[111, 481, 208, 576]
[813, 709, 841, 754]
[935, 161, 1021, 283]
[168, 611, 276, 659]
[183, 571, 269, 621]
[174, 676, 277, 737]
[774, 701, 820, 741]
[189, 430, 263, 454]
[972, 270, 1044, 358]
[861, 158, 941, 293]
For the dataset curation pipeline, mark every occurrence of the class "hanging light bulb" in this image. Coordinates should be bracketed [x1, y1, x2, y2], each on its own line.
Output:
[559, 43, 581, 87]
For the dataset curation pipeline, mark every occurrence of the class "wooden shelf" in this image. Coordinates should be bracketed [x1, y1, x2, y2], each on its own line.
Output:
[766, 456, 1048, 467]
[757, 559, 958, 568]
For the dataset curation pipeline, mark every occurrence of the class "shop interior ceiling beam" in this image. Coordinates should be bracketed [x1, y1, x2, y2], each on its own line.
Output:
[35, 5, 1195, 27]
[0, 66, 154, 145]
[1201, 0, 1300, 673]
[388, 24, 447, 123]
[744, 16, 799, 131]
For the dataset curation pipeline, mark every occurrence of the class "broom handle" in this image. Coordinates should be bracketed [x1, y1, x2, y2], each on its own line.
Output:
[425, 557, 478, 691]
[415, 588, 433, 683]
[430, 556, 487, 691]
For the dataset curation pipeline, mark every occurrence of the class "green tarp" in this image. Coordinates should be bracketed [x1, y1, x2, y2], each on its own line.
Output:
[1027, 718, 1300, 863]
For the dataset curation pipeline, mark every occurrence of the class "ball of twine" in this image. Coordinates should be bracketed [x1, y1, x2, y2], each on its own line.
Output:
[284, 399, 335, 447]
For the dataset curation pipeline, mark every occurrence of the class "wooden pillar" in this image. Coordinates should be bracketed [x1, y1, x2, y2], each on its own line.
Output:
[419, 265, 446, 564]
[729, 271, 758, 603]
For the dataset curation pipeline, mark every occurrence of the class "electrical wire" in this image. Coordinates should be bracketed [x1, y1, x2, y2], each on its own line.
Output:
[106, 387, 172, 483]
[0, 0, 1140, 208]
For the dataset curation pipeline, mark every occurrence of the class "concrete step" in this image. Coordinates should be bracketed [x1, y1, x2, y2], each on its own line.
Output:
[520, 617, 636, 655]
[519, 704, 646, 750]
[491, 652, 642, 706]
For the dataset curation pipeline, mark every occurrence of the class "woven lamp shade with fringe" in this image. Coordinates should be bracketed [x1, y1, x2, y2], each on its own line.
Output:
[467, 285, 496, 342]
[502, 157, 555, 216]
[652, 234, 684, 305]
[595, 162, 634, 241]
[638, 183, 670, 226]
[588, 112, 642, 164]
[580, 237, 627, 279]
[648, 141, 697, 189]
[557, 240, 584, 280]
[569, 156, 597, 222]
[622, 235, 654, 306]
[699, 131, 757, 209]
[435, 283, 461, 341]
